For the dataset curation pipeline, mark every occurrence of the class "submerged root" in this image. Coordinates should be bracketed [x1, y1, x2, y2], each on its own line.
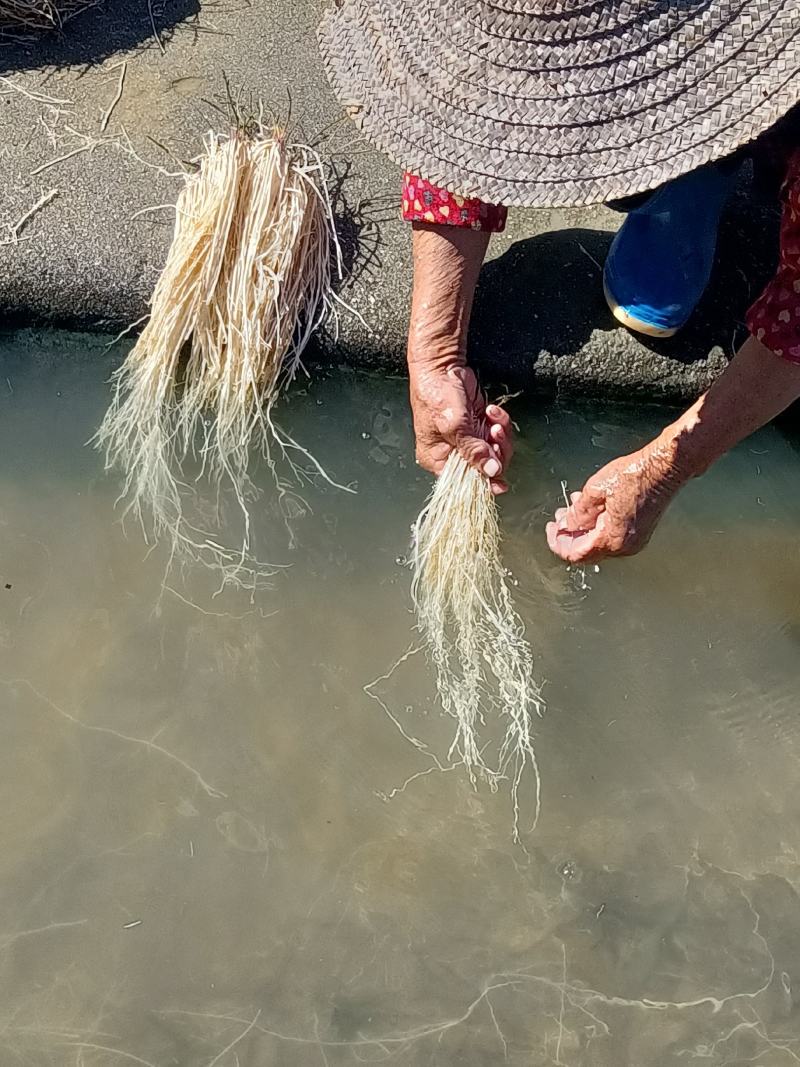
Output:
[95, 125, 342, 588]
[411, 453, 545, 837]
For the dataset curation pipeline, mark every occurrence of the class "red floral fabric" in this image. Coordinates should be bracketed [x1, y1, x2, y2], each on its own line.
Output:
[746, 151, 800, 364]
[401, 172, 507, 232]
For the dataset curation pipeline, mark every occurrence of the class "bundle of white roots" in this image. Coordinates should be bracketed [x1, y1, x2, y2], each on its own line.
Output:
[96, 125, 342, 587]
[411, 453, 545, 837]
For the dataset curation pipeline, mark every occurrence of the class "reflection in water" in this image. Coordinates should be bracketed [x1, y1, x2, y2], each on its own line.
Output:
[1, 330, 800, 1065]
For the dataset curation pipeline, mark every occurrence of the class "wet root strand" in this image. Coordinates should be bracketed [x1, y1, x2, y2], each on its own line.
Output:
[411, 453, 545, 836]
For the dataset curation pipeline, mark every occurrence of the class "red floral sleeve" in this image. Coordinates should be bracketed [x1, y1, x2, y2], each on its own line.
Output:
[401, 172, 508, 233]
[746, 150, 800, 363]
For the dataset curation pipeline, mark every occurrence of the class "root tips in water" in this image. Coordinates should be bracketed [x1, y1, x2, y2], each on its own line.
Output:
[410, 453, 545, 837]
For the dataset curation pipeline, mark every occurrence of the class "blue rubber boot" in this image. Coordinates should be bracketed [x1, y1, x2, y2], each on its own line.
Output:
[603, 161, 742, 337]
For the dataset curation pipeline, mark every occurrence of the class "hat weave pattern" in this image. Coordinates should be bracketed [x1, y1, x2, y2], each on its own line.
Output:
[319, 0, 800, 206]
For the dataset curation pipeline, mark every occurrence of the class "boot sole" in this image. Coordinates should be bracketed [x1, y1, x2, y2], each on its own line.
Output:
[603, 278, 680, 338]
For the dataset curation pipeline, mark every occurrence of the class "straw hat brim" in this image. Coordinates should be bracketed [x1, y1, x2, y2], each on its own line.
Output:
[319, 1, 800, 208]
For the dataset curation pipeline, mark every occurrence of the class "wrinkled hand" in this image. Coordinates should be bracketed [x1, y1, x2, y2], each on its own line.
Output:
[410, 365, 513, 494]
[546, 443, 684, 563]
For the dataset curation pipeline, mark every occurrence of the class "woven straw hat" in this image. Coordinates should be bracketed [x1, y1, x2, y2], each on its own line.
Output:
[318, 1, 800, 208]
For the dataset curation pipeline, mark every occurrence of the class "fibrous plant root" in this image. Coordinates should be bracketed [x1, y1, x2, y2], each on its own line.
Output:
[96, 122, 344, 588]
[411, 452, 545, 838]
[0, 0, 100, 32]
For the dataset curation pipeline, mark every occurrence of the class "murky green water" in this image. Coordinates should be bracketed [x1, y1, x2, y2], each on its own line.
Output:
[2, 330, 800, 1066]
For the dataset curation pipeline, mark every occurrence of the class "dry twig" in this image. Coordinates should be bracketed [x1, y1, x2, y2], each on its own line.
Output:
[1, 188, 58, 245]
[100, 61, 127, 133]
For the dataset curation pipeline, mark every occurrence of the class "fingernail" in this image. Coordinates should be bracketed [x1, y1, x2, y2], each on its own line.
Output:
[487, 404, 498, 416]
[483, 458, 501, 477]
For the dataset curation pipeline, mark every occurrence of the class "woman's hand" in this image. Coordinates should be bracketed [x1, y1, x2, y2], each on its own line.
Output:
[547, 338, 800, 565]
[546, 443, 683, 563]
[410, 364, 512, 493]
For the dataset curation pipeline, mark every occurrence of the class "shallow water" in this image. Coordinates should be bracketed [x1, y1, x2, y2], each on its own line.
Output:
[2, 330, 800, 1066]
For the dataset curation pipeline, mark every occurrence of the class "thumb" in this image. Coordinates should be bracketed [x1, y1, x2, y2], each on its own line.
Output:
[562, 483, 606, 531]
[455, 430, 500, 479]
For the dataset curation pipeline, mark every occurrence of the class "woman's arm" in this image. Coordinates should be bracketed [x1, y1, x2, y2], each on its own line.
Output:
[548, 151, 800, 563]
[402, 176, 512, 490]
[407, 222, 487, 375]
[547, 338, 800, 562]
[407, 223, 512, 491]
[667, 335, 800, 475]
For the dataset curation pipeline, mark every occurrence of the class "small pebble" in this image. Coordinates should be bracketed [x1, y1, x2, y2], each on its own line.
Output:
[4, 583, 10, 590]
